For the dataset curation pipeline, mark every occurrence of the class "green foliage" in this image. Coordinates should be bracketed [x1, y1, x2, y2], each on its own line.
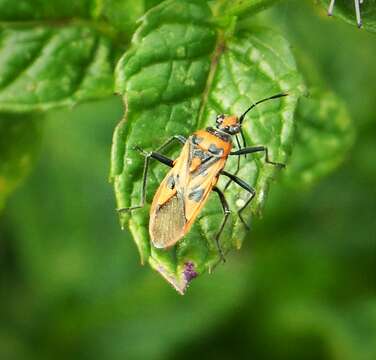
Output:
[0, 0, 93, 20]
[0, 113, 41, 210]
[0, 0, 375, 358]
[283, 89, 355, 188]
[221, 0, 282, 18]
[0, 26, 114, 112]
[0, 0, 363, 291]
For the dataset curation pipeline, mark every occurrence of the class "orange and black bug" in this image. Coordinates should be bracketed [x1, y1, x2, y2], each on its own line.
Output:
[118, 93, 287, 260]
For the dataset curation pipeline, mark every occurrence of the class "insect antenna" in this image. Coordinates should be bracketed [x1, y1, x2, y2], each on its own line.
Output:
[239, 93, 288, 124]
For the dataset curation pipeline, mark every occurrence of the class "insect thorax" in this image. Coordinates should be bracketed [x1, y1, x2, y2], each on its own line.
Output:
[189, 128, 232, 161]
[205, 127, 232, 143]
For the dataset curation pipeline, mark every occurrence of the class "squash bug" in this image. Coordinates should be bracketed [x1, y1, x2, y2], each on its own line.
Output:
[328, 0, 365, 28]
[118, 93, 287, 261]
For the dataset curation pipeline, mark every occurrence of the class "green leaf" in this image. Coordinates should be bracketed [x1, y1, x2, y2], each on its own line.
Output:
[111, 0, 304, 293]
[0, 0, 93, 20]
[220, 0, 282, 19]
[95, 0, 165, 36]
[283, 88, 355, 188]
[0, 0, 170, 113]
[0, 113, 42, 210]
[275, 42, 355, 189]
[0, 0, 165, 40]
[321, 0, 376, 32]
[0, 25, 114, 112]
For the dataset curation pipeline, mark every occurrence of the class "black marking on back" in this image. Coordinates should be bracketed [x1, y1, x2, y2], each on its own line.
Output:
[206, 127, 232, 142]
[166, 175, 175, 189]
[192, 155, 220, 178]
[192, 135, 204, 145]
[188, 138, 221, 179]
[193, 148, 210, 161]
[188, 187, 204, 202]
[208, 143, 224, 156]
[198, 167, 208, 176]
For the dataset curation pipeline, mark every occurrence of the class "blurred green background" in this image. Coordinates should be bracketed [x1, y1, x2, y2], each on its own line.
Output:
[1, 1, 376, 359]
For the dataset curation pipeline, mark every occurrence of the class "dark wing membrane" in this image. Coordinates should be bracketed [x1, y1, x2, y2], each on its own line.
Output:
[149, 192, 186, 248]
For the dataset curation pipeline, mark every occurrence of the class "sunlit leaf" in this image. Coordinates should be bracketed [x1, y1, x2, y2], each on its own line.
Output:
[0, 0, 92, 20]
[0, 26, 114, 112]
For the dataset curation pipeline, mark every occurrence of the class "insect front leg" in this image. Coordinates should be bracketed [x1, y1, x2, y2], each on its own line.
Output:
[223, 135, 242, 191]
[212, 186, 231, 263]
[230, 146, 286, 168]
[117, 147, 174, 213]
[220, 170, 256, 230]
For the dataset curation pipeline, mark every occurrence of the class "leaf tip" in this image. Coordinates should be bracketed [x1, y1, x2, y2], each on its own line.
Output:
[149, 258, 199, 295]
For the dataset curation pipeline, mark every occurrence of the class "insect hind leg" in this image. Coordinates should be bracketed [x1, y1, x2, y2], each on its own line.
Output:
[212, 187, 230, 263]
[117, 147, 173, 214]
[220, 170, 256, 230]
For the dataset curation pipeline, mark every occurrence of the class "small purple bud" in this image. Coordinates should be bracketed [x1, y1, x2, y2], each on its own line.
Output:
[183, 261, 197, 282]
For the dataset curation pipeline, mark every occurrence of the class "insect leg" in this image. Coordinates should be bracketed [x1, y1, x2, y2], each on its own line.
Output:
[355, 0, 362, 27]
[230, 146, 286, 168]
[117, 147, 173, 213]
[212, 186, 230, 263]
[223, 135, 242, 191]
[220, 170, 256, 230]
[328, 0, 336, 16]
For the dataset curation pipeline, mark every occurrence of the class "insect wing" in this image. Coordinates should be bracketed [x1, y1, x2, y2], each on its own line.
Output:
[149, 141, 191, 248]
[149, 138, 227, 248]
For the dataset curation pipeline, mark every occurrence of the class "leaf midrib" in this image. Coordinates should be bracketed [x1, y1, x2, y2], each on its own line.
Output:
[196, 30, 226, 129]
